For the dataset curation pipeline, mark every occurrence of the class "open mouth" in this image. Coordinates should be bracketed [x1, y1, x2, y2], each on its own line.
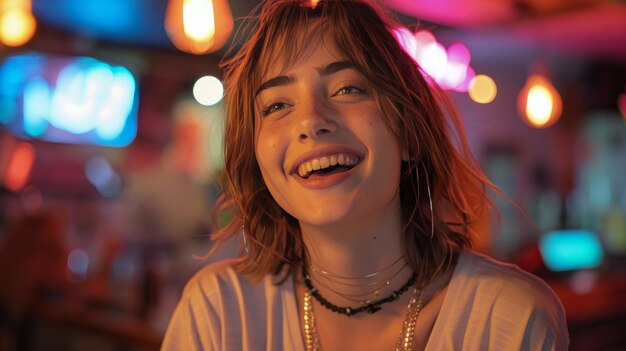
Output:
[296, 153, 360, 179]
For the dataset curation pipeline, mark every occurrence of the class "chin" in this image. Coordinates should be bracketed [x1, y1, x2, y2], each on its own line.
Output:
[290, 205, 357, 228]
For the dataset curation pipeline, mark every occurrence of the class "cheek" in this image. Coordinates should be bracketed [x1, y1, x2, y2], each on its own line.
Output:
[255, 132, 278, 167]
[255, 128, 285, 186]
[255, 145, 293, 215]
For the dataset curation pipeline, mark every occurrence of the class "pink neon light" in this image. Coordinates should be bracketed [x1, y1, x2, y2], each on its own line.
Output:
[392, 27, 418, 62]
[447, 43, 471, 66]
[391, 26, 481, 93]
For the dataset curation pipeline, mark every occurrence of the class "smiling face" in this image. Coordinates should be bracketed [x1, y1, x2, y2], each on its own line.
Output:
[253, 28, 404, 229]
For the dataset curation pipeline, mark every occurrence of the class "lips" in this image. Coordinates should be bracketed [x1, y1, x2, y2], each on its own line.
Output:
[296, 153, 359, 178]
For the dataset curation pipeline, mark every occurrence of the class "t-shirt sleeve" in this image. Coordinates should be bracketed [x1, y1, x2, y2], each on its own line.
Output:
[471, 256, 570, 351]
[515, 281, 569, 351]
[430, 253, 570, 351]
[488, 281, 569, 351]
[160, 275, 222, 350]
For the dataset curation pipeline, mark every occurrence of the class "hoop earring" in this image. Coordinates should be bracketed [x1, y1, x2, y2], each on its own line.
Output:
[241, 224, 251, 255]
[422, 164, 435, 239]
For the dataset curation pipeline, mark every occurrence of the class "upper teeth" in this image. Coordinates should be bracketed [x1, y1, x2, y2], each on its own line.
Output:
[297, 153, 359, 178]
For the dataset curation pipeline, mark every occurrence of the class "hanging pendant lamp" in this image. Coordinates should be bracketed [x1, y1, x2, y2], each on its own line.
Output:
[165, 0, 233, 55]
[517, 63, 563, 129]
[0, 0, 37, 47]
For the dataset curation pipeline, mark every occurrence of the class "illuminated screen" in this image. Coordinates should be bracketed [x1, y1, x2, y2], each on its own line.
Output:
[0, 53, 138, 147]
[539, 229, 604, 272]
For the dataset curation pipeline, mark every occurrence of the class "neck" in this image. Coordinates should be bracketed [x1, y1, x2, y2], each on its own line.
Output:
[300, 201, 405, 277]
[299, 195, 413, 307]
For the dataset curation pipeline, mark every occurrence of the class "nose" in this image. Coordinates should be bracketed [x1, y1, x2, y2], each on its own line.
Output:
[296, 101, 338, 142]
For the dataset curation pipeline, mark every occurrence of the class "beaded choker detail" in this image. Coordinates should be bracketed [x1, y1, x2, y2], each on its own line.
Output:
[303, 268, 417, 316]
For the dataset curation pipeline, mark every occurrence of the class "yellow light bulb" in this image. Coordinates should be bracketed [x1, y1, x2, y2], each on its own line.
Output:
[526, 85, 553, 126]
[518, 74, 562, 129]
[183, 0, 215, 42]
[0, 9, 36, 47]
[165, 0, 233, 55]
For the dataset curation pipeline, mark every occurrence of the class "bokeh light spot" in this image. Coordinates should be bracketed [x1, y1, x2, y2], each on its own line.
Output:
[468, 74, 497, 104]
[193, 75, 223, 106]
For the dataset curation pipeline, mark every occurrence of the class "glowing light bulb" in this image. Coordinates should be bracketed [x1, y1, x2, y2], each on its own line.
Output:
[165, 0, 234, 54]
[183, 0, 215, 43]
[0, 9, 36, 47]
[518, 74, 562, 128]
[526, 85, 553, 125]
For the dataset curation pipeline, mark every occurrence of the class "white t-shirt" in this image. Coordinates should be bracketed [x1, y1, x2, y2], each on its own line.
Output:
[161, 252, 569, 350]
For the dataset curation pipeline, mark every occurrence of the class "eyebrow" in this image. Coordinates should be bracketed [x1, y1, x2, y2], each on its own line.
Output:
[255, 60, 356, 97]
[316, 60, 356, 77]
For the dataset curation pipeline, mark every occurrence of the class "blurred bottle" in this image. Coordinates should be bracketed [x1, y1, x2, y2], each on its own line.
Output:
[602, 191, 626, 255]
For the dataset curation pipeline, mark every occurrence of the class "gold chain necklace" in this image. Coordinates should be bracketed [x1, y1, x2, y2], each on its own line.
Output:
[309, 255, 404, 280]
[310, 263, 409, 304]
[303, 285, 424, 351]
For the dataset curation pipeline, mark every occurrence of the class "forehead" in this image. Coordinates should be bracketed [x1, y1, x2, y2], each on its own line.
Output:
[255, 21, 345, 83]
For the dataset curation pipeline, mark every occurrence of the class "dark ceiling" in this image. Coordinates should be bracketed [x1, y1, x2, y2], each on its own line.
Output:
[21, 0, 626, 64]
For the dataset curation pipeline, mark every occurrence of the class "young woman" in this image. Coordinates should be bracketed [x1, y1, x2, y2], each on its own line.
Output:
[161, 0, 569, 350]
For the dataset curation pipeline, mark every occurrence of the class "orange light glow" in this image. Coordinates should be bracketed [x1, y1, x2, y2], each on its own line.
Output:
[165, 0, 233, 55]
[518, 75, 562, 128]
[527, 85, 553, 125]
[468, 74, 497, 104]
[5, 142, 35, 192]
[0, 0, 36, 47]
[183, 0, 215, 43]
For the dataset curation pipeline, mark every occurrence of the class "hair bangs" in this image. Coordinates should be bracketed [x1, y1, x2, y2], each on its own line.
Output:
[252, 4, 324, 94]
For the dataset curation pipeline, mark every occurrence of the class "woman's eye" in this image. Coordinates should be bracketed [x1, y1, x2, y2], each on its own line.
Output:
[335, 85, 365, 96]
[262, 102, 287, 116]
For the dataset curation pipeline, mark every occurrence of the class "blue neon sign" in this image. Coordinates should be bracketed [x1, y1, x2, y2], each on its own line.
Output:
[539, 229, 604, 272]
[0, 53, 138, 147]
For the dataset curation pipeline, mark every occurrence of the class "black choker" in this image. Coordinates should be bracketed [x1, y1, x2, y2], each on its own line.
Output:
[303, 268, 417, 316]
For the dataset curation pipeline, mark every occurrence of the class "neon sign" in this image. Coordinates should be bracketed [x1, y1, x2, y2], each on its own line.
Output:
[539, 229, 604, 272]
[0, 53, 138, 147]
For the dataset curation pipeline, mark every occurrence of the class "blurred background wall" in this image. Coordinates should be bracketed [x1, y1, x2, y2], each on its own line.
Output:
[0, 0, 624, 350]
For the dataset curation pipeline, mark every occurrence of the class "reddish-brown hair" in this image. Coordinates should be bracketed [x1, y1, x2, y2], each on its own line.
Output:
[212, 0, 496, 287]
